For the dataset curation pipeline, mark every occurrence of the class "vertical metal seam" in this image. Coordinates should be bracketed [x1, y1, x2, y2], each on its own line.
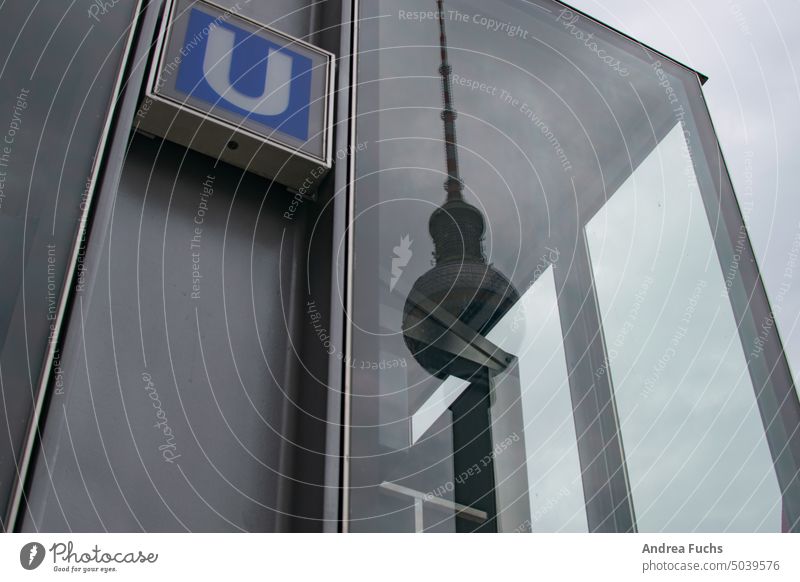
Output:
[582, 233, 637, 533]
[340, 0, 359, 534]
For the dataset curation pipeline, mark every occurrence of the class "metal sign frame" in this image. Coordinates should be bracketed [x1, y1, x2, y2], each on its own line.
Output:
[136, 0, 335, 195]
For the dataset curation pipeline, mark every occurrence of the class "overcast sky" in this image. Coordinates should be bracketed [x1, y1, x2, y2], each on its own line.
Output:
[561, 0, 800, 380]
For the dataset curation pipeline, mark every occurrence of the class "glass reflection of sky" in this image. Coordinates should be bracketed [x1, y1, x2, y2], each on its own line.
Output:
[587, 124, 781, 532]
[351, 0, 784, 532]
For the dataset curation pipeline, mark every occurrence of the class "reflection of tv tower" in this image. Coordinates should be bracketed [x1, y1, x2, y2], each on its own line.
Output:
[402, 0, 518, 381]
[401, 1, 519, 532]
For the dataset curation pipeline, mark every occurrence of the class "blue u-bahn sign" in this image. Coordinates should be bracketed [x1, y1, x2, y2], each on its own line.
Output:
[174, 6, 314, 142]
[138, 0, 333, 191]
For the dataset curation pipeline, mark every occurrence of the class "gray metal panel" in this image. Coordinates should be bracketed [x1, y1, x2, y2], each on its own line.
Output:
[20, 135, 307, 532]
[0, 0, 141, 529]
[680, 76, 800, 531]
[553, 234, 636, 533]
[8, 0, 343, 534]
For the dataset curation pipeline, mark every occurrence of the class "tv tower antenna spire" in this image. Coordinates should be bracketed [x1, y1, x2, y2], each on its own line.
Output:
[436, 0, 463, 202]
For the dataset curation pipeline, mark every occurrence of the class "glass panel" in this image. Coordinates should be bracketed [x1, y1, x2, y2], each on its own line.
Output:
[585, 124, 782, 532]
[349, 0, 796, 531]
[485, 266, 588, 532]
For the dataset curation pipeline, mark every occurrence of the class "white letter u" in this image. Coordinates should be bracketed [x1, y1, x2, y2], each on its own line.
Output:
[202, 26, 292, 116]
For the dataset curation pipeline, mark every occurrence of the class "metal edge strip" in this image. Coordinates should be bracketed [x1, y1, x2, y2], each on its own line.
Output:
[340, 0, 359, 534]
[200, 0, 337, 57]
[581, 231, 638, 532]
[690, 70, 796, 383]
[320, 0, 357, 533]
[686, 70, 800, 529]
[550, 0, 708, 83]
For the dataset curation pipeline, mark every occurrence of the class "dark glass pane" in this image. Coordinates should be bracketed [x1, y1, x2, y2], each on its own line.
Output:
[349, 0, 798, 532]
